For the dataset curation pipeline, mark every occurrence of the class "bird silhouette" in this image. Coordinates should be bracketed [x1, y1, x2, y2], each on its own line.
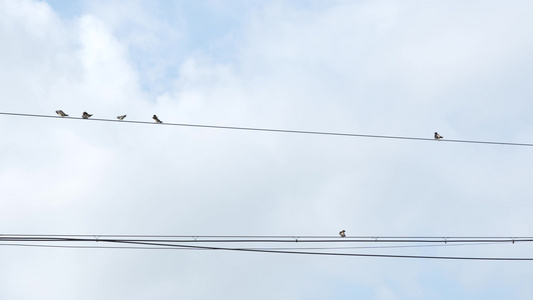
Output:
[434, 132, 443, 140]
[55, 110, 68, 117]
[117, 114, 126, 120]
[82, 112, 93, 119]
[339, 230, 346, 237]
[153, 115, 162, 123]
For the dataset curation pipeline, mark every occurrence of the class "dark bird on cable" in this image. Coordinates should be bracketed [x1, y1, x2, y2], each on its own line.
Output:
[434, 132, 443, 140]
[339, 230, 346, 237]
[117, 114, 127, 120]
[153, 115, 162, 123]
[82, 112, 93, 119]
[55, 110, 68, 117]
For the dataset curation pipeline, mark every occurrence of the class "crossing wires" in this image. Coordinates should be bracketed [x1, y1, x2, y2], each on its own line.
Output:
[0, 234, 532, 261]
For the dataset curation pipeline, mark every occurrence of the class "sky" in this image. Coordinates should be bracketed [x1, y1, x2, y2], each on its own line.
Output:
[1, 0, 533, 299]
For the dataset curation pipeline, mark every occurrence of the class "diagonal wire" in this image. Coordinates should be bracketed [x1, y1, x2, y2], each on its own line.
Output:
[0, 241, 504, 251]
[0, 235, 530, 260]
[1, 111, 532, 147]
[107, 239, 533, 261]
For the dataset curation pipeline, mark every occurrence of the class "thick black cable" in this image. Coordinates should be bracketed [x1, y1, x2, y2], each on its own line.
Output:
[241, 242, 505, 251]
[0, 237, 530, 260]
[108, 239, 533, 261]
[0, 241, 503, 251]
[1, 112, 531, 147]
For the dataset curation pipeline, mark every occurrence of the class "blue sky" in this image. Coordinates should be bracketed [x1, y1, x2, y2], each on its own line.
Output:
[1, 0, 533, 299]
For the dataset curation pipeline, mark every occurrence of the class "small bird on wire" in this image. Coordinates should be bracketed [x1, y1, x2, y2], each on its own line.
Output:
[55, 110, 68, 117]
[434, 132, 443, 140]
[82, 112, 93, 119]
[117, 114, 127, 120]
[153, 115, 162, 123]
[339, 230, 346, 237]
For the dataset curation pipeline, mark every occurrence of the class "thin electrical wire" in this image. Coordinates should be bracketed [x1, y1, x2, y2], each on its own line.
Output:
[0, 243, 184, 250]
[1, 111, 531, 147]
[0, 234, 531, 243]
[0, 241, 504, 251]
[3, 233, 533, 238]
[0, 236, 530, 244]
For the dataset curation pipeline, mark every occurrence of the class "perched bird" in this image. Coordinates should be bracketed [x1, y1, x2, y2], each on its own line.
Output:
[55, 110, 68, 117]
[434, 132, 443, 140]
[117, 114, 127, 120]
[153, 115, 162, 123]
[339, 230, 346, 237]
[82, 112, 93, 119]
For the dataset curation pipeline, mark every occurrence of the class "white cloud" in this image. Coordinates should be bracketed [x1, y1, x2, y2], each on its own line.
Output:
[2, 0, 533, 298]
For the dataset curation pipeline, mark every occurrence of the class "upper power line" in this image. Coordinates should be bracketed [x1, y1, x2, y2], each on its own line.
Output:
[1, 111, 532, 147]
[1, 234, 532, 242]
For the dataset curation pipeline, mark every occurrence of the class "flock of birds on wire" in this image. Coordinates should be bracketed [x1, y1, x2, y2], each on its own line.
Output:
[55, 110, 163, 123]
[54, 110, 445, 239]
[55, 109, 446, 141]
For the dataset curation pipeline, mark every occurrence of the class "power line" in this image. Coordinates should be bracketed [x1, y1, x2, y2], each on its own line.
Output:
[109, 239, 533, 261]
[1, 111, 531, 147]
[237, 242, 506, 251]
[0, 241, 503, 251]
[0, 235, 531, 243]
[0, 243, 181, 250]
[0, 235, 531, 260]
[0, 234, 531, 240]
[6, 233, 533, 238]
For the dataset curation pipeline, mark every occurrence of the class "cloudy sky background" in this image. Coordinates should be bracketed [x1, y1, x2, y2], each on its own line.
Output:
[1, 0, 533, 298]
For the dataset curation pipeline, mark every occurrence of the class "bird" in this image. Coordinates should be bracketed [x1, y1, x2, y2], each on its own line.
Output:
[82, 112, 93, 119]
[434, 132, 443, 140]
[55, 110, 68, 117]
[153, 115, 162, 123]
[117, 114, 127, 120]
[339, 230, 346, 237]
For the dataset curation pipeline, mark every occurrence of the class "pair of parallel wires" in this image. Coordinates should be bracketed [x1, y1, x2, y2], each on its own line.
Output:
[1, 112, 532, 260]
